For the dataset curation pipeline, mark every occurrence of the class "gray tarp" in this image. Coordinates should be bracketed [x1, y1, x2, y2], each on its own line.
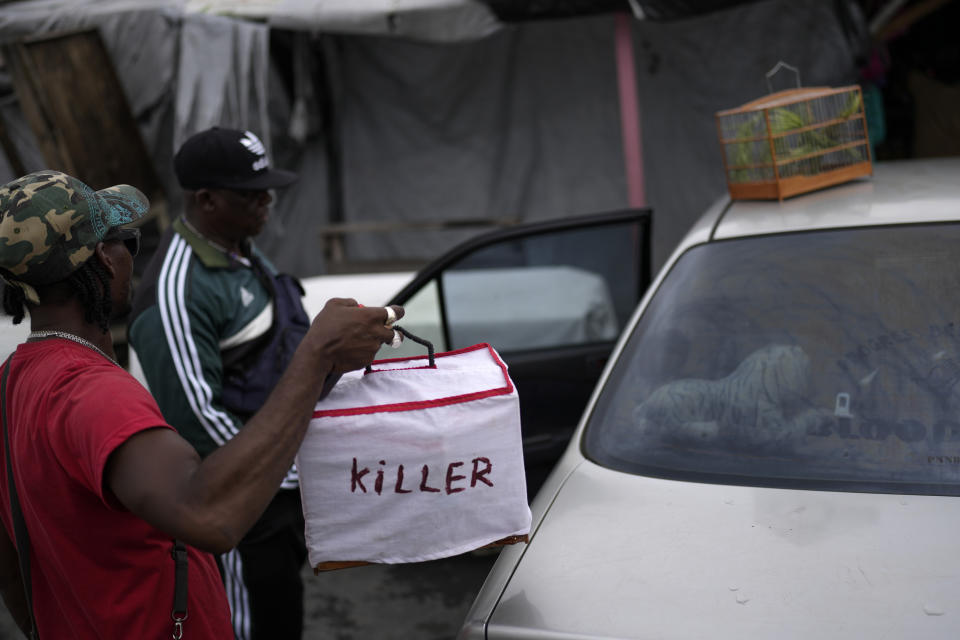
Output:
[0, 0, 861, 276]
[0, 0, 272, 221]
[294, 0, 859, 272]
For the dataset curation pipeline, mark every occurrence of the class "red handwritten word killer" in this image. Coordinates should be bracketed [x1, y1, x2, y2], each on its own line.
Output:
[351, 457, 494, 495]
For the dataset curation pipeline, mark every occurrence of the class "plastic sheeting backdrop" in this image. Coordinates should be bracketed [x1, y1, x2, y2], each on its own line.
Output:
[0, 0, 860, 278]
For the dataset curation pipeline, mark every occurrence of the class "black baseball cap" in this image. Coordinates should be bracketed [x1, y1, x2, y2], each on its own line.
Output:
[173, 127, 298, 191]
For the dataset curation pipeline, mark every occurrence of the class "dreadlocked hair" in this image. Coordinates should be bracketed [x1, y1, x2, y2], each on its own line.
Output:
[69, 258, 113, 333]
[1, 279, 27, 325]
[0, 259, 112, 332]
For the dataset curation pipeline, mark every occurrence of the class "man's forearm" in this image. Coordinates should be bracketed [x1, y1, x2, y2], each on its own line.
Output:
[184, 345, 333, 547]
[108, 300, 399, 552]
[181, 302, 397, 548]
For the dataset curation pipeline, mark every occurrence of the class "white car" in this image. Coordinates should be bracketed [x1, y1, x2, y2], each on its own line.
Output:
[459, 157, 960, 640]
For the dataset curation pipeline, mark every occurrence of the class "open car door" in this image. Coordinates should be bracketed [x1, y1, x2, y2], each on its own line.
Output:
[380, 209, 652, 494]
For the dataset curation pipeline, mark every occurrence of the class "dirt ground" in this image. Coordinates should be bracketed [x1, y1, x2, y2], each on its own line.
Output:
[300, 551, 498, 639]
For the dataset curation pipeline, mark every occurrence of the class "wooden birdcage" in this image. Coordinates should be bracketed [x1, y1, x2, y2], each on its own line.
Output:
[715, 85, 872, 201]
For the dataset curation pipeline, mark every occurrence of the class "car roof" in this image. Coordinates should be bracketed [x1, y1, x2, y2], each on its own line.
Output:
[684, 157, 960, 247]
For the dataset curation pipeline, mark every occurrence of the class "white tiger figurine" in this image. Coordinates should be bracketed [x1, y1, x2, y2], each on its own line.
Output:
[633, 344, 825, 451]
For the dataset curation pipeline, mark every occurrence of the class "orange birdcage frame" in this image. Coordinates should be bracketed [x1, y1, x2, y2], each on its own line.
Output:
[715, 84, 873, 201]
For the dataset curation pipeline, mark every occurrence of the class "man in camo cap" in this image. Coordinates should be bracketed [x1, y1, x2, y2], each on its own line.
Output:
[0, 169, 148, 307]
[0, 169, 399, 639]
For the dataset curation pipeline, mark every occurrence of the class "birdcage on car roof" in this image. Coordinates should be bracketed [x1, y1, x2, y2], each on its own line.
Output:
[715, 66, 872, 201]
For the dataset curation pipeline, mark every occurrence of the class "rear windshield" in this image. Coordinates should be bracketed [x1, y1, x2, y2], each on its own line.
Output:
[584, 223, 960, 495]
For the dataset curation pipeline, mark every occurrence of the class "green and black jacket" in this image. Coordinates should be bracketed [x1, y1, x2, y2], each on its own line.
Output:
[129, 218, 301, 488]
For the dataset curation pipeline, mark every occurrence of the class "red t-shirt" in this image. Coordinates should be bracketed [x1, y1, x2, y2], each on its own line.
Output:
[0, 340, 233, 639]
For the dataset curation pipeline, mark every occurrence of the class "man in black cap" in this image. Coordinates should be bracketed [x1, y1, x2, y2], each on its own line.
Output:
[129, 127, 317, 640]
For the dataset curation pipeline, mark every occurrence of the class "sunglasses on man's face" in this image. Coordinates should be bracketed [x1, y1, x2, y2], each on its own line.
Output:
[104, 227, 141, 257]
[223, 189, 270, 204]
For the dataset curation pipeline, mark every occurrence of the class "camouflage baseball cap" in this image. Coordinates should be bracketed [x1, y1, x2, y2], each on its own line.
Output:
[0, 170, 149, 303]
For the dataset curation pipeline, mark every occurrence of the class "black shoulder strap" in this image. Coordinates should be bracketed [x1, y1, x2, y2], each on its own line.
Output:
[171, 539, 188, 638]
[2, 359, 40, 639]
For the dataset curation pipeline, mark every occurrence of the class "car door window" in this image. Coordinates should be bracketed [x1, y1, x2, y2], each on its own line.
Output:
[440, 221, 643, 353]
[376, 214, 649, 359]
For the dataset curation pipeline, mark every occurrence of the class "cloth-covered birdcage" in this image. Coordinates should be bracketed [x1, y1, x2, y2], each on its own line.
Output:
[716, 85, 872, 201]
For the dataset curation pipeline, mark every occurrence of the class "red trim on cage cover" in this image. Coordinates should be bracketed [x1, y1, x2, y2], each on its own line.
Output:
[312, 343, 513, 418]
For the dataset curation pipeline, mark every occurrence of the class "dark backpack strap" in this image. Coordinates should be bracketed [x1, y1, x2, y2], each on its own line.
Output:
[221, 260, 311, 417]
[2, 359, 40, 639]
[170, 539, 188, 639]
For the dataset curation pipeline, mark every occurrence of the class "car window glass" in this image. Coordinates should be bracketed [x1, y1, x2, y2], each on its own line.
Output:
[585, 223, 960, 494]
[441, 222, 641, 352]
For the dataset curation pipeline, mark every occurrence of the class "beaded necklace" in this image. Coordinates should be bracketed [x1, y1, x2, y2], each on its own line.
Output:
[27, 330, 117, 366]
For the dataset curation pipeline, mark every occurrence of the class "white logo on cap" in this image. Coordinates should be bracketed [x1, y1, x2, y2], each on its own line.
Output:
[240, 131, 269, 171]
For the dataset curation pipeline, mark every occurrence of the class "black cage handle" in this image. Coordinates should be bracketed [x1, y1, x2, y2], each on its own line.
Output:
[366, 325, 435, 372]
